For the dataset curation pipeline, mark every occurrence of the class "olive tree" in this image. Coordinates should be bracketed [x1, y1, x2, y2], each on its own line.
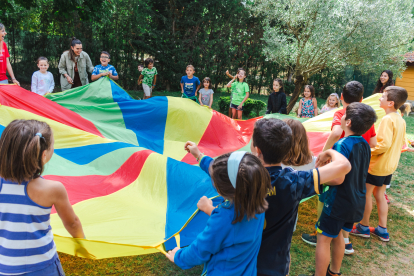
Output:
[251, 0, 414, 112]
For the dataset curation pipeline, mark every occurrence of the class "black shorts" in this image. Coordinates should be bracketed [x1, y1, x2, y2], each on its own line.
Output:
[230, 103, 243, 111]
[315, 211, 354, 238]
[366, 173, 392, 187]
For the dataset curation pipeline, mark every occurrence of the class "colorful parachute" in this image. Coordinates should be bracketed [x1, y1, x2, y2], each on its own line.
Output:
[0, 78, 386, 259]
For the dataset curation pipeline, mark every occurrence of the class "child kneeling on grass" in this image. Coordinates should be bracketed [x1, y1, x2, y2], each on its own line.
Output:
[300, 102, 378, 276]
[166, 142, 271, 275]
[351, 86, 408, 242]
[249, 118, 351, 276]
[0, 119, 86, 276]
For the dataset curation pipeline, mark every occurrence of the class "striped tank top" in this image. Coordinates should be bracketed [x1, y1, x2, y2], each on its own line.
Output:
[0, 177, 57, 275]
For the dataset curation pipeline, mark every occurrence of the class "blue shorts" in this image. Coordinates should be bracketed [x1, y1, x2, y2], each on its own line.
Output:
[0, 79, 8, 84]
[23, 255, 65, 276]
[315, 211, 353, 238]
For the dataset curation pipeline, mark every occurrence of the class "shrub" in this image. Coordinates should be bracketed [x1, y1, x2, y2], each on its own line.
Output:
[218, 96, 266, 118]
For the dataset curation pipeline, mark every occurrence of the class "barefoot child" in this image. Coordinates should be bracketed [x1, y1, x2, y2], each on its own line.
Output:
[138, 58, 157, 99]
[166, 142, 271, 275]
[299, 103, 377, 276]
[199, 77, 214, 108]
[351, 86, 408, 242]
[227, 68, 249, 119]
[320, 93, 340, 114]
[180, 65, 200, 102]
[0, 119, 85, 275]
[266, 78, 287, 115]
[91, 51, 119, 81]
[248, 118, 352, 276]
[31, 57, 55, 95]
[298, 85, 318, 118]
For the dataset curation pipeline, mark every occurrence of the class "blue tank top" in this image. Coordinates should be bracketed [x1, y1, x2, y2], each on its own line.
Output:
[0, 177, 57, 275]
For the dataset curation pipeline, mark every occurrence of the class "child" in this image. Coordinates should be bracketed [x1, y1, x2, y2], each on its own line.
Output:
[0, 23, 19, 86]
[298, 85, 318, 118]
[249, 118, 351, 276]
[180, 65, 201, 101]
[227, 68, 250, 119]
[31, 57, 55, 96]
[266, 78, 287, 115]
[166, 142, 271, 275]
[199, 77, 214, 108]
[320, 93, 340, 114]
[138, 58, 157, 99]
[0, 119, 86, 275]
[301, 81, 377, 255]
[351, 86, 408, 242]
[225, 69, 243, 117]
[138, 64, 144, 72]
[91, 51, 119, 81]
[300, 102, 377, 276]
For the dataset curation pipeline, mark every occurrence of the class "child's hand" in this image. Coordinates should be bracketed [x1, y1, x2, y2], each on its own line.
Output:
[200, 103, 204, 106]
[209, 105, 212, 109]
[237, 104, 242, 110]
[197, 196, 214, 215]
[184, 141, 202, 159]
[226, 70, 229, 75]
[166, 247, 180, 263]
[234, 74, 239, 79]
[316, 151, 332, 168]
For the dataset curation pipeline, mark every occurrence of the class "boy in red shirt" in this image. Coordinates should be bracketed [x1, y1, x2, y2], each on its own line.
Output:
[301, 81, 376, 255]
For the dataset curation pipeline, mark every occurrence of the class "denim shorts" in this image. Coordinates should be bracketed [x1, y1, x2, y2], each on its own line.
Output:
[23, 256, 65, 276]
[0, 79, 8, 84]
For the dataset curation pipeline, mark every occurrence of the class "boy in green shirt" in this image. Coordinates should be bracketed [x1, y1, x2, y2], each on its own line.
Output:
[138, 58, 157, 99]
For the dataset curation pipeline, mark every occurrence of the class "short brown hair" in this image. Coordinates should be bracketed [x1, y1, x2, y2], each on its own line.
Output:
[384, 86, 408, 109]
[0, 120, 52, 183]
[186, 65, 195, 71]
[304, 85, 315, 97]
[282, 119, 313, 166]
[210, 153, 271, 224]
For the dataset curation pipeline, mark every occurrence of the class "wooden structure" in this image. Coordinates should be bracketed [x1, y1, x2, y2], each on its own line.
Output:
[395, 52, 414, 101]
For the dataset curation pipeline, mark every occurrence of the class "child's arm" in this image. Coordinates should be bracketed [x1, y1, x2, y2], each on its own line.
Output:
[49, 73, 55, 93]
[280, 93, 287, 114]
[239, 92, 249, 109]
[209, 93, 213, 108]
[52, 181, 85, 238]
[371, 117, 392, 155]
[316, 149, 351, 185]
[109, 68, 119, 80]
[197, 196, 214, 216]
[31, 73, 37, 93]
[227, 75, 237, 87]
[369, 136, 377, 148]
[199, 93, 203, 105]
[266, 95, 272, 114]
[297, 99, 302, 117]
[180, 82, 184, 94]
[313, 98, 318, 116]
[322, 125, 343, 152]
[195, 80, 201, 96]
[91, 71, 109, 81]
[137, 74, 143, 85]
[152, 75, 157, 88]
[226, 70, 234, 79]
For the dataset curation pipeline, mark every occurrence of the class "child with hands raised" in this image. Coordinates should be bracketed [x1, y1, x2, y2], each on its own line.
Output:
[166, 141, 271, 275]
[227, 68, 249, 119]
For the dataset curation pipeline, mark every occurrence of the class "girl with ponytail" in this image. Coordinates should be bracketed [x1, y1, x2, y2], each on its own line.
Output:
[58, 37, 94, 91]
[0, 119, 86, 275]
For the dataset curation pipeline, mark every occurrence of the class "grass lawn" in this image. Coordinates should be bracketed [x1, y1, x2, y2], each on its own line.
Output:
[59, 91, 414, 275]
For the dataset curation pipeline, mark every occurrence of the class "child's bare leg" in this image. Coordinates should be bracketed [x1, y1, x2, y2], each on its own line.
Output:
[237, 110, 243, 119]
[228, 107, 232, 117]
[373, 185, 388, 228]
[342, 230, 349, 239]
[231, 108, 236, 119]
[360, 183, 375, 226]
[315, 233, 332, 276]
[330, 231, 345, 273]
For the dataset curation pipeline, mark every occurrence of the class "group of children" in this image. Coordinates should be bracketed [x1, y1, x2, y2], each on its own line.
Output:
[164, 81, 409, 276]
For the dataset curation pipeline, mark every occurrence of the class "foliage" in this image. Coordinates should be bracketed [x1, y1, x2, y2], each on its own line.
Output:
[218, 96, 266, 117]
[251, 0, 414, 112]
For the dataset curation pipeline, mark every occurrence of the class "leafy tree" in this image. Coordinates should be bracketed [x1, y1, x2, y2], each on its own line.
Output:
[252, 0, 414, 112]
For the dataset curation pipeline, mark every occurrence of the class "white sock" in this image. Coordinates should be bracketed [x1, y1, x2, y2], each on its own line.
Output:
[386, 184, 390, 189]
[344, 238, 349, 244]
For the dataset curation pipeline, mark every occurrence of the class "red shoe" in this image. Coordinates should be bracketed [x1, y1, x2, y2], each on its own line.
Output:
[353, 224, 375, 233]
[384, 193, 390, 204]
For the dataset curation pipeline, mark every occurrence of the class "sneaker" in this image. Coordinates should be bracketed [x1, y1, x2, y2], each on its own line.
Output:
[344, 242, 354, 255]
[384, 193, 390, 204]
[326, 265, 342, 276]
[350, 224, 370, 238]
[302, 231, 317, 246]
[352, 225, 375, 233]
[372, 227, 390, 242]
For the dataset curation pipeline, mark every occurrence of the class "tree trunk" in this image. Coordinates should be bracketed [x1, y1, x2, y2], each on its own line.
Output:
[286, 74, 306, 114]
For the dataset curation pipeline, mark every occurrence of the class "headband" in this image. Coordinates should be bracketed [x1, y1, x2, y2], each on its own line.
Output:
[330, 93, 340, 101]
[227, 151, 247, 188]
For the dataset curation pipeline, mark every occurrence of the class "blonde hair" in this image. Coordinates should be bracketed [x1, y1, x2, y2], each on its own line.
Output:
[186, 65, 195, 70]
[325, 93, 340, 108]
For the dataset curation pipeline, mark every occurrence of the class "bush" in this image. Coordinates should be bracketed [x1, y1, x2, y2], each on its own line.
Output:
[218, 96, 266, 118]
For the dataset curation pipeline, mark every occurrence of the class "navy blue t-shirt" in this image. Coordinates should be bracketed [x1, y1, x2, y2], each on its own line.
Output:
[181, 76, 200, 97]
[322, 136, 371, 222]
[257, 166, 322, 276]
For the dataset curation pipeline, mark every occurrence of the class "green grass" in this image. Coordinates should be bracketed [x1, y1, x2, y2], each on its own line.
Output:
[59, 92, 414, 275]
